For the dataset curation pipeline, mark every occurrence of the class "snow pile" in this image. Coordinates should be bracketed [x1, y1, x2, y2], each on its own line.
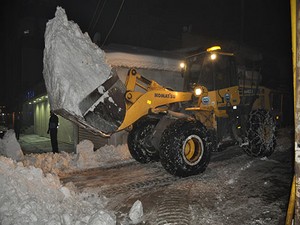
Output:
[43, 6, 111, 116]
[90, 143, 132, 166]
[0, 156, 116, 225]
[76, 140, 132, 169]
[0, 134, 133, 225]
[22, 140, 132, 175]
[0, 129, 24, 161]
[22, 151, 76, 175]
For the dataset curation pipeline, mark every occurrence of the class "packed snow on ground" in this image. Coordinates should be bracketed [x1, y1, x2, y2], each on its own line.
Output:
[0, 130, 139, 225]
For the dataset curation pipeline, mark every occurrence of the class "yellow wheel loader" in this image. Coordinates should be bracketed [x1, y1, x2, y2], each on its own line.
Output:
[54, 46, 277, 177]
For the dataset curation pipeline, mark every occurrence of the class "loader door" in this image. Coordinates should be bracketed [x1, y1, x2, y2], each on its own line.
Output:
[183, 52, 239, 146]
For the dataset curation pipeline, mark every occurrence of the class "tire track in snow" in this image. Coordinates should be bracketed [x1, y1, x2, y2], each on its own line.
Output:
[102, 176, 179, 197]
[60, 161, 178, 194]
[154, 190, 191, 225]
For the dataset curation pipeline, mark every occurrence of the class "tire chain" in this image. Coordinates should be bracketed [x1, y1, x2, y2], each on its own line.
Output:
[244, 109, 276, 157]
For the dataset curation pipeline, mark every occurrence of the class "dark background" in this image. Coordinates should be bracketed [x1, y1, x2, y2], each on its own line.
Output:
[0, 0, 292, 112]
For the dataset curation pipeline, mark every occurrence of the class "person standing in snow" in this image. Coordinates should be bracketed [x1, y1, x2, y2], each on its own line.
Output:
[47, 111, 59, 153]
[14, 115, 21, 140]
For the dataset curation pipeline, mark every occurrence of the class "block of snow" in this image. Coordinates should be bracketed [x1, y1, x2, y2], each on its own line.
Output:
[76, 140, 98, 169]
[43, 7, 111, 117]
[129, 200, 143, 224]
[88, 210, 116, 225]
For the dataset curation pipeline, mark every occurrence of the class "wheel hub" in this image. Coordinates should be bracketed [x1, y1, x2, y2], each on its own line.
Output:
[182, 135, 204, 166]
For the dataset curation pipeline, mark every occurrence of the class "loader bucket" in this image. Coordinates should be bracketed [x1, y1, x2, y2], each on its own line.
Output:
[79, 69, 126, 134]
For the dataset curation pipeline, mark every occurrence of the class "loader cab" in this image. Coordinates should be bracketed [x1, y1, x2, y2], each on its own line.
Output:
[182, 47, 238, 92]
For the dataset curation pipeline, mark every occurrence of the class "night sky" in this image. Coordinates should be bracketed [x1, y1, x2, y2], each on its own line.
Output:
[0, 0, 292, 111]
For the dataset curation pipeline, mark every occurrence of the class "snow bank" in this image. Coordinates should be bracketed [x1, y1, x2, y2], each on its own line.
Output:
[0, 137, 133, 225]
[22, 141, 132, 175]
[43, 6, 111, 116]
[0, 129, 24, 161]
[0, 156, 116, 225]
[76, 140, 132, 169]
[22, 151, 76, 175]
[0, 134, 134, 225]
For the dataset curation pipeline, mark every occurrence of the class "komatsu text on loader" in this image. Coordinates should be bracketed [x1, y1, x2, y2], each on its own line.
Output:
[58, 46, 277, 177]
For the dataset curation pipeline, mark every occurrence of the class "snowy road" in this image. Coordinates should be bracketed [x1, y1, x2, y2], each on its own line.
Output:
[60, 129, 293, 225]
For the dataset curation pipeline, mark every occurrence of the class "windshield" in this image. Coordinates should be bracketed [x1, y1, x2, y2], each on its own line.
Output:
[184, 53, 236, 91]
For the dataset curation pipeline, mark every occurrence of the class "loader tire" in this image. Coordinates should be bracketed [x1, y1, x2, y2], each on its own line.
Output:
[127, 116, 160, 163]
[243, 109, 276, 157]
[159, 118, 211, 177]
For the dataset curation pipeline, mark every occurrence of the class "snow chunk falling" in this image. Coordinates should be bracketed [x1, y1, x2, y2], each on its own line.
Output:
[43, 7, 111, 116]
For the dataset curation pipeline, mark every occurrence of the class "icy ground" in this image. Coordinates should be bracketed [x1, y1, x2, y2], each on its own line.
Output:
[0, 128, 294, 225]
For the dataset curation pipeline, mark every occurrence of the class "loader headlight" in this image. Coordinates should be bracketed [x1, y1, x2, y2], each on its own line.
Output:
[179, 62, 186, 77]
[179, 62, 186, 73]
[180, 62, 186, 69]
[194, 86, 203, 96]
[210, 53, 217, 60]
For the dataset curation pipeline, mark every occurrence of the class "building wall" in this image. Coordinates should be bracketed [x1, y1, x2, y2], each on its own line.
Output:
[34, 100, 48, 136]
[33, 99, 74, 144]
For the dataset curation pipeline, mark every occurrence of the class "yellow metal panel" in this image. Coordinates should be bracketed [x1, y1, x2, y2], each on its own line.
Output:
[291, 0, 296, 107]
[118, 90, 193, 130]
